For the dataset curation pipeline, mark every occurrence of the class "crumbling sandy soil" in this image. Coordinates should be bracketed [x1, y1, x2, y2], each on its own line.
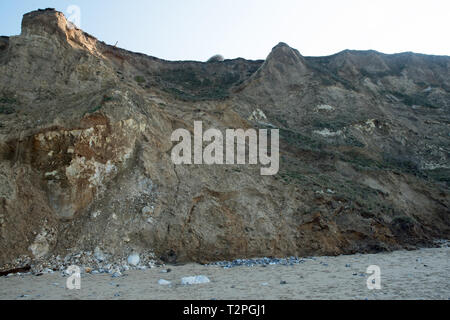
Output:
[1, 246, 448, 300]
[1, 9, 449, 271]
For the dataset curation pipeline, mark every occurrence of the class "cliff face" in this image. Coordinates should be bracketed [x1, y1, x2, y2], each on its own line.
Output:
[0, 9, 449, 271]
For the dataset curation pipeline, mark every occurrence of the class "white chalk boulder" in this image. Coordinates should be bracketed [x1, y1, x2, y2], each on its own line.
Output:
[158, 279, 172, 286]
[181, 275, 210, 285]
[127, 253, 140, 266]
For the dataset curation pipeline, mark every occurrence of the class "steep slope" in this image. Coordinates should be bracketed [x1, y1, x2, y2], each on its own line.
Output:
[0, 9, 448, 272]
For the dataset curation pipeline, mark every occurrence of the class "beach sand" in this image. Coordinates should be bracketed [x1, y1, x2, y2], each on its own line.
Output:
[1, 246, 448, 300]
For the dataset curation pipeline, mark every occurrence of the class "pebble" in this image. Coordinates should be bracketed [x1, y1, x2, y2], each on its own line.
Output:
[209, 256, 307, 269]
[111, 271, 122, 278]
[181, 275, 210, 285]
[280, 281, 287, 285]
[94, 247, 106, 262]
[127, 253, 140, 266]
[142, 206, 153, 215]
[158, 279, 172, 286]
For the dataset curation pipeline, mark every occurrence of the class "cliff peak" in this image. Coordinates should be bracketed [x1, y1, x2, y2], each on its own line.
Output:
[21, 8, 71, 37]
[19, 8, 98, 53]
[266, 41, 305, 66]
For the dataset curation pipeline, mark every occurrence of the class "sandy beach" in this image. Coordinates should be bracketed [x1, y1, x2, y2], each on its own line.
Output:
[1, 245, 448, 300]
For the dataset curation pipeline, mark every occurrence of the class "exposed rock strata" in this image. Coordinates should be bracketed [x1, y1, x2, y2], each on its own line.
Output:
[0, 9, 448, 271]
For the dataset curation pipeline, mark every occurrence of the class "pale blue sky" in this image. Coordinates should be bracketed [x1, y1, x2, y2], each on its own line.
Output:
[1, 0, 449, 61]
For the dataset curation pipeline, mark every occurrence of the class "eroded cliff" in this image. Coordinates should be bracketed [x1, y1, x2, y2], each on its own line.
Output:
[0, 9, 449, 272]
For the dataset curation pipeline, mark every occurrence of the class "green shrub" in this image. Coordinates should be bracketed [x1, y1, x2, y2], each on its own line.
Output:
[85, 105, 102, 115]
[382, 153, 419, 173]
[134, 76, 145, 84]
[387, 90, 438, 108]
[0, 97, 16, 104]
[0, 105, 14, 114]
[340, 150, 383, 169]
[279, 128, 324, 150]
[102, 95, 114, 102]
[207, 54, 224, 63]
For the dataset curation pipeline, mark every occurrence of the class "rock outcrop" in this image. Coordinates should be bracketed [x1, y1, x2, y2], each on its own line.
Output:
[0, 9, 448, 271]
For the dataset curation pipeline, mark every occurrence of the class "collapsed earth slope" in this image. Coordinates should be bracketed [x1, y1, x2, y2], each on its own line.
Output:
[0, 9, 448, 272]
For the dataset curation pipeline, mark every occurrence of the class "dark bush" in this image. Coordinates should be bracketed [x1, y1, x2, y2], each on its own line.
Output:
[207, 54, 224, 63]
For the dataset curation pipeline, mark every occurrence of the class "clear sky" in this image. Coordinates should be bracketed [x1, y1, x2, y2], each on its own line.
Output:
[0, 0, 449, 61]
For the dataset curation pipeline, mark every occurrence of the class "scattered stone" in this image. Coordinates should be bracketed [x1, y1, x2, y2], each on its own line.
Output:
[127, 253, 140, 266]
[210, 256, 305, 268]
[280, 281, 287, 285]
[94, 247, 106, 262]
[111, 271, 122, 278]
[181, 275, 210, 285]
[316, 104, 335, 111]
[142, 206, 154, 215]
[91, 210, 101, 219]
[158, 279, 171, 285]
[160, 269, 172, 273]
